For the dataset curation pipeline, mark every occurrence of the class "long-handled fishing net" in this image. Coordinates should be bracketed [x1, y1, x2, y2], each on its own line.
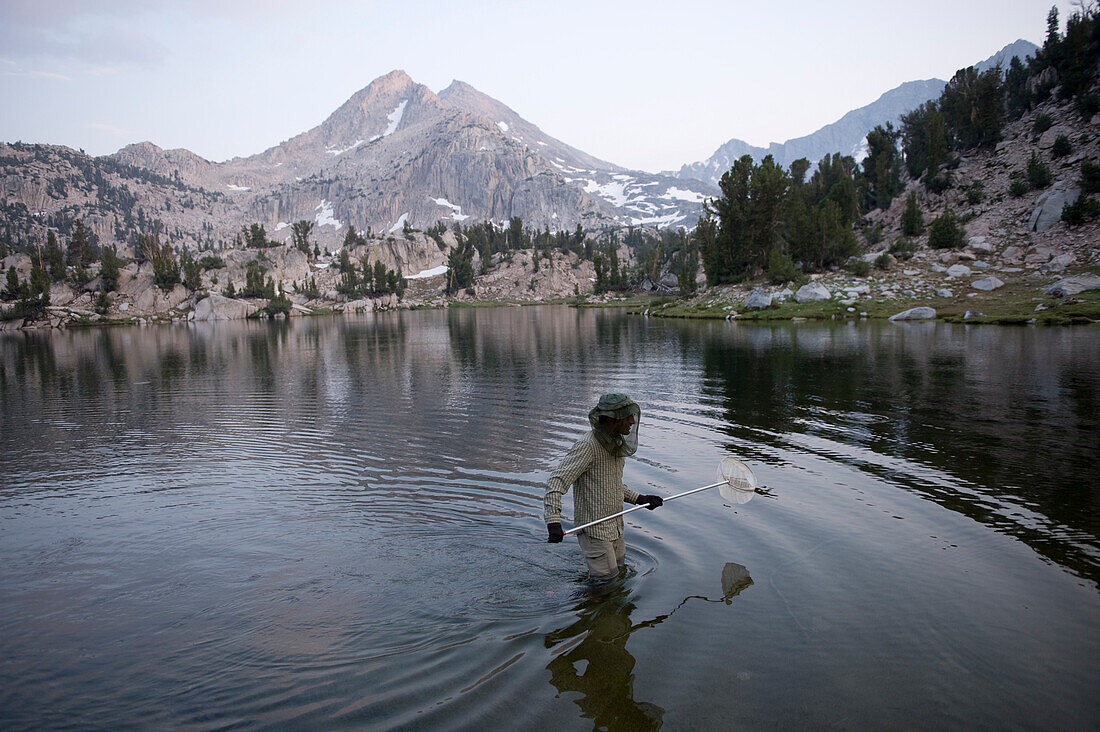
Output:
[563, 457, 757, 536]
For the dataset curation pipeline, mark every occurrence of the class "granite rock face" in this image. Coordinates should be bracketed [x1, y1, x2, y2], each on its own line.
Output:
[193, 293, 258, 321]
[1029, 188, 1080, 233]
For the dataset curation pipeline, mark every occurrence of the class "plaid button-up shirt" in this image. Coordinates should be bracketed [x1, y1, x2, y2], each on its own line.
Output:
[544, 431, 640, 542]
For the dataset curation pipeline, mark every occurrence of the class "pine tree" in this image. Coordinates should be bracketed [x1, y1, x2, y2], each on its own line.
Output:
[3, 266, 19, 301]
[243, 260, 266, 297]
[45, 231, 65, 281]
[100, 246, 121, 292]
[29, 254, 50, 301]
[928, 208, 965, 249]
[863, 124, 902, 210]
[337, 261, 359, 296]
[94, 290, 111, 315]
[446, 239, 476, 294]
[677, 243, 699, 295]
[67, 219, 95, 266]
[901, 192, 924, 236]
[291, 220, 314, 255]
[373, 261, 386, 294]
[707, 155, 791, 283]
[181, 250, 202, 291]
[1004, 56, 1032, 119]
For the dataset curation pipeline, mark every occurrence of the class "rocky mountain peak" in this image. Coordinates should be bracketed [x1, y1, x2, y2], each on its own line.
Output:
[438, 78, 620, 173]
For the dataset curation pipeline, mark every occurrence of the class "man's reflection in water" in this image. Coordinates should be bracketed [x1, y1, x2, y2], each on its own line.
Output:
[544, 563, 752, 731]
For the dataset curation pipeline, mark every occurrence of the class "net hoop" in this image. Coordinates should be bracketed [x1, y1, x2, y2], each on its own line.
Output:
[717, 457, 757, 505]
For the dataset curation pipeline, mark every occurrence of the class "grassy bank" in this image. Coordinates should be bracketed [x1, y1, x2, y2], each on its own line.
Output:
[601, 280, 1100, 325]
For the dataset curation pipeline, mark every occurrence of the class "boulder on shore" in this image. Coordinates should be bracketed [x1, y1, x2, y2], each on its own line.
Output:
[888, 306, 937, 322]
[193, 293, 258, 321]
[794, 281, 831, 303]
[971, 276, 1005, 291]
[1043, 273, 1100, 297]
[743, 288, 772, 310]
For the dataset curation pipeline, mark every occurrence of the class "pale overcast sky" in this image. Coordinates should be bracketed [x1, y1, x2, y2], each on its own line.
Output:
[0, 0, 1074, 173]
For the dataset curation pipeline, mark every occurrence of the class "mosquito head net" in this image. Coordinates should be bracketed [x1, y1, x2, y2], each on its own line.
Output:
[589, 393, 641, 457]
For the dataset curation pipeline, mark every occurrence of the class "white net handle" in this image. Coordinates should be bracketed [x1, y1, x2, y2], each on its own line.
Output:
[717, 457, 757, 505]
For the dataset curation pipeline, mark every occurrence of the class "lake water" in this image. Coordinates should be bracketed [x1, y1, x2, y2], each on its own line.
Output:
[1, 308, 1098, 730]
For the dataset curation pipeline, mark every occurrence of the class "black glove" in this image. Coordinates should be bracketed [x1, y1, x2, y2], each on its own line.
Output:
[635, 494, 663, 510]
[547, 522, 564, 543]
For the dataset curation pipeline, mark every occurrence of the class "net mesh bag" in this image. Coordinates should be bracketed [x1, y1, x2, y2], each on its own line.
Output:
[717, 457, 757, 505]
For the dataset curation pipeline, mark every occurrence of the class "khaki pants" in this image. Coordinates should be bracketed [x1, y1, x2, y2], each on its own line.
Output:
[577, 533, 626, 579]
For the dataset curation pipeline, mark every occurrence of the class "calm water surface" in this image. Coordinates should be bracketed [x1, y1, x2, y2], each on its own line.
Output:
[1, 308, 1098, 730]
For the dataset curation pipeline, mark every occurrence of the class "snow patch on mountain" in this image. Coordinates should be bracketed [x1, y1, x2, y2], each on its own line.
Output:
[315, 199, 340, 228]
[327, 139, 365, 155]
[430, 196, 470, 221]
[227, 184, 250, 191]
[389, 212, 409, 233]
[405, 264, 449, 280]
[583, 179, 630, 207]
[384, 101, 408, 137]
[496, 121, 509, 133]
[632, 212, 686, 227]
[850, 136, 870, 163]
[663, 187, 708, 203]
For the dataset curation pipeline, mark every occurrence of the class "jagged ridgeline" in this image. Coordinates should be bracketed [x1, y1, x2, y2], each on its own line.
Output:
[0, 70, 713, 260]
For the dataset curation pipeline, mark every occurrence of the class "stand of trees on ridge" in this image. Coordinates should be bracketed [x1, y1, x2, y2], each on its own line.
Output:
[697, 5, 1100, 287]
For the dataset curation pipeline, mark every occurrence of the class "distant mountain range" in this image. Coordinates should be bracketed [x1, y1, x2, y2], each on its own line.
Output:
[675, 39, 1039, 188]
[0, 39, 1039, 256]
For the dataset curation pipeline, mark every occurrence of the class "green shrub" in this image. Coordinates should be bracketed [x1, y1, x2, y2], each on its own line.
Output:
[847, 259, 871, 277]
[1080, 160, 1100, 194]
[1009, 179, 1029, 197]
[1027, 153, 1052, 189]
[924, 172, 951, 194]
[1062, 196, 1100, 226]
[1078, 94, 1099, 118]
[1033, 113, 1053, 135]
[863, 222, 884, 245]
[265, 291, 292, 316]
[874, 253, 893, 270]
[1051, 135, 1073, 158]
[965, 181, 985, 204]
[889, 238, 917, 260]
[94, 290, 111, 315]
[928, 209, 965, 249]
[766, 246, 801, 285]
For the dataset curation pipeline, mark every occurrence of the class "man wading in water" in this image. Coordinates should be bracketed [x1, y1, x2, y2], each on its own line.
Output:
[545, 394, 663, 580]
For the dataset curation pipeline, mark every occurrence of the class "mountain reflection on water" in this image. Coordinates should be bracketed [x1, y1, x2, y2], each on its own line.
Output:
[1, 309, 1097, 730]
